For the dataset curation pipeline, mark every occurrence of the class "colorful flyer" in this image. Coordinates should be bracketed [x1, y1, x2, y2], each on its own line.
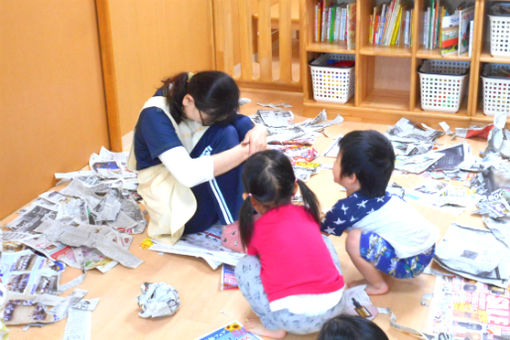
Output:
[196, 321, 262, 340]
[428, 275, 510, 339]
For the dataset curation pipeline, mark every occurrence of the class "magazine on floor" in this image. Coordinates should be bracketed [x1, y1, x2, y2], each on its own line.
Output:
[428, 274, 510, 339]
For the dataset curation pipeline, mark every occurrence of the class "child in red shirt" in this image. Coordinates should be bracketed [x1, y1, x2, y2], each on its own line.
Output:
[235, 150, 345, 338]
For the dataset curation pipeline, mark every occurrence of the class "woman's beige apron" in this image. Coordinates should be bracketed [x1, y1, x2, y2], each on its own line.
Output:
[128, 96, 209, 244]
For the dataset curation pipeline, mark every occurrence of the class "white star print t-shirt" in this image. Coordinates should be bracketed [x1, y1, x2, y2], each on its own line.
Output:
[321, 191, 438, 259]
[321, 192, 390, 235]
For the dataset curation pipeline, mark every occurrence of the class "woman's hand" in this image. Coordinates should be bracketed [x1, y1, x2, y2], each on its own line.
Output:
[242, 124, 267, 155]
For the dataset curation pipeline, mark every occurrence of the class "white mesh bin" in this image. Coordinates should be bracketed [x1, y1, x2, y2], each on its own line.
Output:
[482, 63, 510, 116]
[418, 60, 470, 113]
[309, 54, 355, 104]
[489, 15, 510, 57]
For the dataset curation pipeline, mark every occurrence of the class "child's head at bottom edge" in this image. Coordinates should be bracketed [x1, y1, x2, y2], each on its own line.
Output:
[318, 314, 389, 340]
[238, 149, 320, 248]
[335, 130, 395, 198]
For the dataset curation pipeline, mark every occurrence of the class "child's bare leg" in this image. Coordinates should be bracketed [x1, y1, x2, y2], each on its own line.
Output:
[345, 229, 389, 295]
[244, 318, 287, 339]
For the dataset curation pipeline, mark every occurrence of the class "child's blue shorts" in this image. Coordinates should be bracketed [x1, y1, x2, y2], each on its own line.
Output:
[359, 231, 435, 279]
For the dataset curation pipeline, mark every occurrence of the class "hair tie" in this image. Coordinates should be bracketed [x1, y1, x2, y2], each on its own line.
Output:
[295, 178, 298, 184]
[187, 72, 194, 83]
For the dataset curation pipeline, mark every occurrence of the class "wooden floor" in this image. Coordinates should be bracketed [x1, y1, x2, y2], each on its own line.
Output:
[3, 88, 488, 339]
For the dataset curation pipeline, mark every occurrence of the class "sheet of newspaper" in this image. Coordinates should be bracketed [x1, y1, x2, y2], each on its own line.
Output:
[0, 249, 64, 296]
[144, 225, 245, 270]
[395, 152, 445, 174]
[405, 181, 481, 215]
[33, 221, 143, 269]
[255, 109, 343, 144]
[435, 223, 510, 287]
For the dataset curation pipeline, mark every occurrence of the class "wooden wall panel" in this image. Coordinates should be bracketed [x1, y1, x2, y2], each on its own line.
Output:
[0, 0, 109, 218]
[107, 0, 215, 138]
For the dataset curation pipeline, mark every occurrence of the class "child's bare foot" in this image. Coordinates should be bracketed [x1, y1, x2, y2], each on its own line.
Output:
[244, 318, 287, 339]
[364, 281, 390, 295]
[347, 279, 367, 288]
[347, 279, 389, 295]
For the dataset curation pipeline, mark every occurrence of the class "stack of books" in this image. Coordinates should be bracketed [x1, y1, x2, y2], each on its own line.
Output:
[368, 0, 414, 47]
[423, 1, 474, 56]
[314, 0, 356, 49]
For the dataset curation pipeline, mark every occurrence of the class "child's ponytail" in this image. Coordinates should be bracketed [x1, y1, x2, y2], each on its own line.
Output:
[296, 179, 321, 225]
[239, 195, 255, 250]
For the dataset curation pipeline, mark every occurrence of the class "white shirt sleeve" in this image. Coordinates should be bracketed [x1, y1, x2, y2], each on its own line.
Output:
[158, 146, 214, 188]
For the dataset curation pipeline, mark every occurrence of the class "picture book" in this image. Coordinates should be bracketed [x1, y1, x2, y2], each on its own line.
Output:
[346, 2, 356, 49]
[314, 1, 321, 42]
[440, 12, 459, 56]
[196, 321, 262, 340]
[458, 6, 474, 56]
[220, 264, 238, 290]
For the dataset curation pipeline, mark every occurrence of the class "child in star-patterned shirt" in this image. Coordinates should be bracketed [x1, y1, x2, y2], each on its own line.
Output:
[321, 130, 439, 295]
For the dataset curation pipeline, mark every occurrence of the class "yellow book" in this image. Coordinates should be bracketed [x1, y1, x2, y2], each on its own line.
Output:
[391, 6, 402, 46]
[369, 14, 373, 42]
[410, 9, 413, 46]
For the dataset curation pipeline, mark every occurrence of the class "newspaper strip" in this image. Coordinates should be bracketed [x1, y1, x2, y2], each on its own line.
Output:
[62, 298, 99, 340]
[323, 134, 343, 158]
[3, 288, 87, 325]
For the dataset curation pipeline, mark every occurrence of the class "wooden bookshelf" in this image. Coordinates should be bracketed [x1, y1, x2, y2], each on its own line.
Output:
[299, 0, 510, 128]
[359, 46, 412, 57]
[306, 41, 355, 54]
[416, 48, 472, 61]
[480, 51, 510, 64]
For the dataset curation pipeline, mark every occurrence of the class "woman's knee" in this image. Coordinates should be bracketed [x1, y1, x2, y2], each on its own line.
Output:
[211, 124, 241, 151]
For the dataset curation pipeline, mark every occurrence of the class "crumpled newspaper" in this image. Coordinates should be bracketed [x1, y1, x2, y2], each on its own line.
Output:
[137, 282, 180, 318]
[483, 111, 510, 158]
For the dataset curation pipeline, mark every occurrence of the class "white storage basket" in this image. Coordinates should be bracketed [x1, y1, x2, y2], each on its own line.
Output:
[309, 54, 355, 104]
[482, 63, 510, 116]
[418, 60, 470, 113]
[489, 15, 510, 57]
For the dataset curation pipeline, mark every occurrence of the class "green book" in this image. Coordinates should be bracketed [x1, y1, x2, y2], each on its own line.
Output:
[329, 6, 337, 42]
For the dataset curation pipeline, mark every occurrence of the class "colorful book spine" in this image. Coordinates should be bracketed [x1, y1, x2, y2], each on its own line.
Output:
[391, 6, 402, 46]
[409, 10, 414, 46]
[321, 1, 328, 42]
[329, 7, 336, 42]
[334, 6, 341, 41]
[378, 4, 387, 45]
[373, 15, 379, 45]
[314, 2, 321, 42]
[346, 2, 356, 49]
[468, 19, 474, 57]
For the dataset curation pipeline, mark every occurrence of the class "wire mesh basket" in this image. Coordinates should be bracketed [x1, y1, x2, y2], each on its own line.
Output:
[489, 15, 510, 57]
[309, 53, 355, 104]
[418, 60, 470, 113]
[481, 63, 510, 116]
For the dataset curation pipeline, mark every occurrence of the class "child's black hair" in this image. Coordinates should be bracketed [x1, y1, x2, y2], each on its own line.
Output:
[162, 71, 239, 125]
[338, 130, 395, 197]
[318, 314, 389, 340]
[239, 149, 320, 249]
